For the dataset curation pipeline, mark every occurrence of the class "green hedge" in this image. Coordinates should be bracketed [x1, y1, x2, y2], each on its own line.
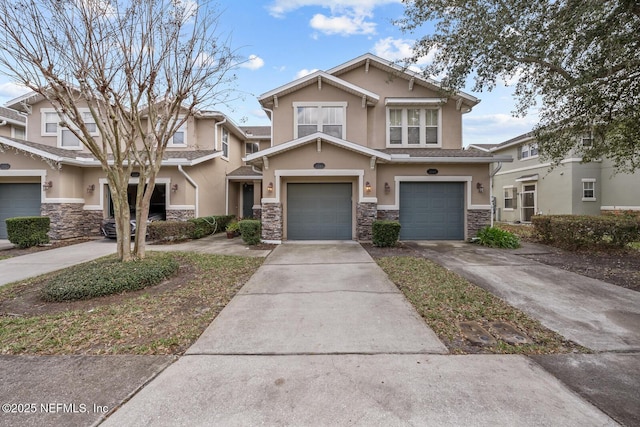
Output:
[41, 252, 180, 301]
[474, 226, 520, 249]
[372, 220, 401, 247]
[6, 216, 50, 248]
[532, 214, 640, 249]
[148, 215, 236, 242]
[239, 220, 261, 245]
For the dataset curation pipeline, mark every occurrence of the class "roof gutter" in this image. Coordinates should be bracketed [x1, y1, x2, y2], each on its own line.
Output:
[214, 117, 227, 151]
[489, 162, 503, 227]
[262, 107, 274, 147]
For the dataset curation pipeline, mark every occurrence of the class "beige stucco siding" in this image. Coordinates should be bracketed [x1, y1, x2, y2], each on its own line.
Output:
[599, 159, 640, 209]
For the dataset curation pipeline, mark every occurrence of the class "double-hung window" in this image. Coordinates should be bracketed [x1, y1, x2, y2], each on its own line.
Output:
[245, 142, 259, 156]
[581, 131, 593, 147]
[520, 143, 538, 160]
[294, 102, 346, 139]
[12, 126, 25, 140]
[582, 179, 596, 201]
[42, 108, 97, 149]
[222, 128, 229, 158]
[386, 106, 440, 147]
[169, 118, 187, 147]
[503, 187, 517, 210]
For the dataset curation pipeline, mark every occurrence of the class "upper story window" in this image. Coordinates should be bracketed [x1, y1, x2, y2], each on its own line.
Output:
[246, 142, 260, 156]
[519, 142, 538, 160]
[386, 107, 440, 147]
[222, 128, 229, 158]
[581, 131, 593, 147]
[168, 118, 187, 147]
[582, 178, 596, 201]
[294, 102, 346, 139]
[12, 126, 25, 140]
[42, 108, 97, 149]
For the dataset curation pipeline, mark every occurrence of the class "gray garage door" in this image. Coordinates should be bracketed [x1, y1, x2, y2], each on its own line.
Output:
[399, 182, 464, 240]
[287, 183, 352, 240]
[0, 183, 42, 239]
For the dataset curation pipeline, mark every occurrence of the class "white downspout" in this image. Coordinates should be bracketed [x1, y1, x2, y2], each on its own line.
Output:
[178, 165, 198, 218]
[489, 162, 503, 227]
[262, 107, 274, 147]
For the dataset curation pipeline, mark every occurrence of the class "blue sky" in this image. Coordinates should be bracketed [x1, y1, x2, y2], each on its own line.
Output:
[0, 0, 538, 146]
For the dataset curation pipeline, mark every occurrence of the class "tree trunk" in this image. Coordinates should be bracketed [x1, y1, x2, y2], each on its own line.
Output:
[108, 177, 133, 262]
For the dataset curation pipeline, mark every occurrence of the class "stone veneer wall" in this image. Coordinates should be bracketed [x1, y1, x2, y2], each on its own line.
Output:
[261, 202, 282, 241]
[467, 209, 491, 238]
[377, 210, 399, 221]
[166, 209, 195, 221]
[356, 202, 377, 241]
[41, 203, 102, 240]
[252, 207, 262, 220]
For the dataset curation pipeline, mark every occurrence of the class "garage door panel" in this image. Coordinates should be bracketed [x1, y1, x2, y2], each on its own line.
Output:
[400, 182, 464, 240]
[0, 183, 42, 239]
[288, 183, 352, 240]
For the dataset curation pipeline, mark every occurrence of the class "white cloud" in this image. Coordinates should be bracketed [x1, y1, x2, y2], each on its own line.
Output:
[0, 81, 30, 101]
[267, 0, 400, 18]
[240, 55, 265, 71]
[295, 68, 319, 79]
[310, 13, 376, 36]
[373, 37, 436, 68]
[463, 112, 538, 146]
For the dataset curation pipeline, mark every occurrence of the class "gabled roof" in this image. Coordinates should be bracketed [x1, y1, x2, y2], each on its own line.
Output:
[241, 126, 271, 138]
[246, 132, 391, 163]
[0, 136, 220, 167]
[258, 70, 380, 107]
[466, 143, 499, 152]
[327, 53, 480, 110]
[492, 131, 535, 151]
[380, 148, 511, 163]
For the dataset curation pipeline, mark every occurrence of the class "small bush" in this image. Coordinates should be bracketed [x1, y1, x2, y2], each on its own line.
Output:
[239, 220, 261, 245]
[188, 217, 217, 239]
[532, 214, 640, 250]
[6, 216, 50, 248]
[41, 252, 180, 302]
[372, 220, 401, 247]
[474, 226, 520, 249]
[213, 215, 235, 232]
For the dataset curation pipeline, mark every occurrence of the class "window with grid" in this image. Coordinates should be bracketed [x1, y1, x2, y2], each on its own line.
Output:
[296, 105, 344, 139]
[43, 109, 96, 148]
[504, 187, 516, 209]
[386, 107, 439, 146]
[582, 180, 595, 200]
[246, 142, 260, 155]
[222, 128, 229, 158]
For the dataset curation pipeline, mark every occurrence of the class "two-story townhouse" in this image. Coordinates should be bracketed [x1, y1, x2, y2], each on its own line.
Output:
[248, 53, 511, 242]
[473, 132, 640, 223]
[0, 92, 253, 239]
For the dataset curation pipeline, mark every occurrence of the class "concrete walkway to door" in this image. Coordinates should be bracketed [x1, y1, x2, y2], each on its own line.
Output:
[103, 242, 614, 426]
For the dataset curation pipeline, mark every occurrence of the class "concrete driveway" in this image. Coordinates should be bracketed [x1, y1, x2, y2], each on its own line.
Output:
[102, 242, 616, 426]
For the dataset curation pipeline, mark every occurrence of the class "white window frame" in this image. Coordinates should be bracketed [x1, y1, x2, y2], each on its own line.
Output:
[168, 116, 187, 147]
[11, 126, 25, 140]
[581, 131, 593, 147]
[582, 178, 596, 201]
[293, 102, 347, 139]
[385, 106, 442, 148]
[503, 186, 516, 211]
[245, 142, 260, 156]
[222, 128, 229, 159]
[520, 143, 538, 160]
[41, 108, 98, 150]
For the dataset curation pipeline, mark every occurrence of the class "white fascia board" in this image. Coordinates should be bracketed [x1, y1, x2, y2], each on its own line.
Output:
[259, 71, 379, 104]
[189, 151, 223, 166]
[385, 97, 448, 105]
[0, 137, 64, 163]
[492, 135, 536, 152]
[247, 132, 391, 162]
[388, 155, 512, 164]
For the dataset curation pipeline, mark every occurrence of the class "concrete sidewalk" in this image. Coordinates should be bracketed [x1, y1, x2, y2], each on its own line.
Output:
[102, 242, 616, 426]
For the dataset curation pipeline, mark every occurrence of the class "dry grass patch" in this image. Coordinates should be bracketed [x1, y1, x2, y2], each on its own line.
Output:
[0, 252, 263, 355]
[377, 256, 588, 355]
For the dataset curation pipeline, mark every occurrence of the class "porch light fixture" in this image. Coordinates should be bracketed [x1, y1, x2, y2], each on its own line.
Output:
[365, 181, 372, 193]
[42, 180, 53, 191]
[86, 184, 95, 193]
[384, 182, 391, 193]
[171, 183, 178, 192]
[267, 182, 273, 193]
[476, 182, 484, 193]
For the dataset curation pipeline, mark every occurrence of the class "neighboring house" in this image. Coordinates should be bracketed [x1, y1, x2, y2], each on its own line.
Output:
[247, 53, 510, 242]
[0, 92, 257, 239]
[471, 132, 640, 223]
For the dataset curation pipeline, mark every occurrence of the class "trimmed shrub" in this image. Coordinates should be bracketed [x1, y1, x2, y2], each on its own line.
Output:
[211, 215, 235, 233]
[147, 221, 195, 242]
[188, 217, 217, 239]
[41, 252, 180, 302]
[372, 220, 401, 247]
[6, 216, 50, 248]
[532, 214, 640, 250]
[239, 220, 261, 245]
[474, 226, 520, 249]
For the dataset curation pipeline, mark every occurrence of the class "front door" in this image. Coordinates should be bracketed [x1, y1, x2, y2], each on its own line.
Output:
[242, 183, 254, 219]
[521, 184, 536, 222]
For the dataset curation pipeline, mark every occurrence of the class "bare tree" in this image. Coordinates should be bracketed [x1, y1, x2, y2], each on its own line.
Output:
[0, 0, 238, 261]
